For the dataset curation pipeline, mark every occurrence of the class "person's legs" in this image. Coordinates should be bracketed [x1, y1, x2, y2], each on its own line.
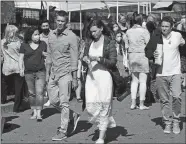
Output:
[1, 73, 8, 104]
[50, 74, 80, 141]
[13, 74, 25, 112]
[170, 74, 182, 134]
[97, 71, 113, 143]
[47, 74, 60, 107]
[139, 73, 149, 110]
[156, 76, 172, 133]
[130, 72, 139, 109]
[21, 78, 30, 110]
[59, 74, 79, 133]
[75, 79, 82, 102]
[35, 71, 46, 120]
[25, 73, 37, 118]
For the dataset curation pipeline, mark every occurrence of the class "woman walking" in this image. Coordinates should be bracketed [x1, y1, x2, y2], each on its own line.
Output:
[126, 15, 150, 110]
[19, 27, 47, 121]
[82, 18, 117, 144]
[1, 25, 28, 112]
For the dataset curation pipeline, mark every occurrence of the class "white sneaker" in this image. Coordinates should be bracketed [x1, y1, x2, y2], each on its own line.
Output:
[44, 100, 50, 107]
[95, 139, 104, 144]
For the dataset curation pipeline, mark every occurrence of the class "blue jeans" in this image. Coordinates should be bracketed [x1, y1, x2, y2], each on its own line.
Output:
[25, 70, 46, 110]
[156, 74, 182, 124]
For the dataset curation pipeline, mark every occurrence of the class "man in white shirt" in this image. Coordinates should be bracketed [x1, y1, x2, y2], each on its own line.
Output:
[154, 16, 185, 134]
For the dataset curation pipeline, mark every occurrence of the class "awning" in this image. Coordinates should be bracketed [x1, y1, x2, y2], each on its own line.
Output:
[14, 1, 141, 12]
[153, 2, 173, 9]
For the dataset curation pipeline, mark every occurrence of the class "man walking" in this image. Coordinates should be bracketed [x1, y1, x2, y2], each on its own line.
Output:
[46, 10, 80, 141]
[146, 16, 185, 134]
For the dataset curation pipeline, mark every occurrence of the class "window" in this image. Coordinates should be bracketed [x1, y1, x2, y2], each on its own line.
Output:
[23, 9, 39, 20]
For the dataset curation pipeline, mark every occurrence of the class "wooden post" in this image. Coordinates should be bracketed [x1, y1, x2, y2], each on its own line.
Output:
[149, 1, 151, 14]
[47, 4, 49, 20]
[161, 13, 163, 20]
[80, 1, 82, 39]
[69, 11, 71, 22]
[138, 2, 140, 14]
[117, 0, 119, 23]
[143, 5, 145, 14]
[146, 3, 148, 16]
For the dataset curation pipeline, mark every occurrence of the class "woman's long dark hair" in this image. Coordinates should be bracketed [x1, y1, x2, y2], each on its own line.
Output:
[114, 30, 125, 56]
[87, 18, 111, 40]
[24, 27, 39, 44]
[108, 20, 122, 40]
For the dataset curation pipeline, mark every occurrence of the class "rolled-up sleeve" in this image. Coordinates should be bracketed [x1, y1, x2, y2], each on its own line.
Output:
[69, 33, 78, 72]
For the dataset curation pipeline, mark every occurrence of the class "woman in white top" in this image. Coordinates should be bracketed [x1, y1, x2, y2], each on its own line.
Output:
[82, 19, 117, 144]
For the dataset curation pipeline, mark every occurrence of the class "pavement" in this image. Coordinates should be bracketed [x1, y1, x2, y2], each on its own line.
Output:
[1, 91, 186, 144]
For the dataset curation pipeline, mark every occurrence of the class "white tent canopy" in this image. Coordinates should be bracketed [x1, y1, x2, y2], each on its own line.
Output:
[153, 2, 173, 9]
[15, 1, 144, 12]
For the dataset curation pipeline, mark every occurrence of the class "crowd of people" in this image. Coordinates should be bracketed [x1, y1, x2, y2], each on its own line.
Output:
[1, 9, 186, 143]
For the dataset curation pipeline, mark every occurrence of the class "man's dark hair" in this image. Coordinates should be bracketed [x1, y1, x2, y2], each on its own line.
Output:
[56, 10, 68, 21]
[161, 16, 174, 27]
[40, 19, 49, 26]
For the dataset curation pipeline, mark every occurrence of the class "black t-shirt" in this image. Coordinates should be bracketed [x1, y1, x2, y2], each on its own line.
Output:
[19, 41, 47, 73]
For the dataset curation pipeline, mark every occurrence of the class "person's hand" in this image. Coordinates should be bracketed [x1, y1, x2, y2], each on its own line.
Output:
[42, 52, 48, 57]
[72, 78, 78, 90]
[153, 50, 159, 59]
[20, 69, 24, 77]
[89, 56, 100, 62]
[83, 56, 90, 64]
[180, 38, 185, 47]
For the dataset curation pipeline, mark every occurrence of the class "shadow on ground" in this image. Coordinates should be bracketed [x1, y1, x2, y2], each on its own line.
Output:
[41, 108, 60, 119]
[3, 123, 20, 134]
[88, 126, 134, 143]
[5, 116, 19, 122]
[151, 116, 186, 130]
[68, 120, 93, 136]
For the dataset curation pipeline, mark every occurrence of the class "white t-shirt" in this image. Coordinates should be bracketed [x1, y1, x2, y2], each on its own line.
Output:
[156, 31, 185, 77]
